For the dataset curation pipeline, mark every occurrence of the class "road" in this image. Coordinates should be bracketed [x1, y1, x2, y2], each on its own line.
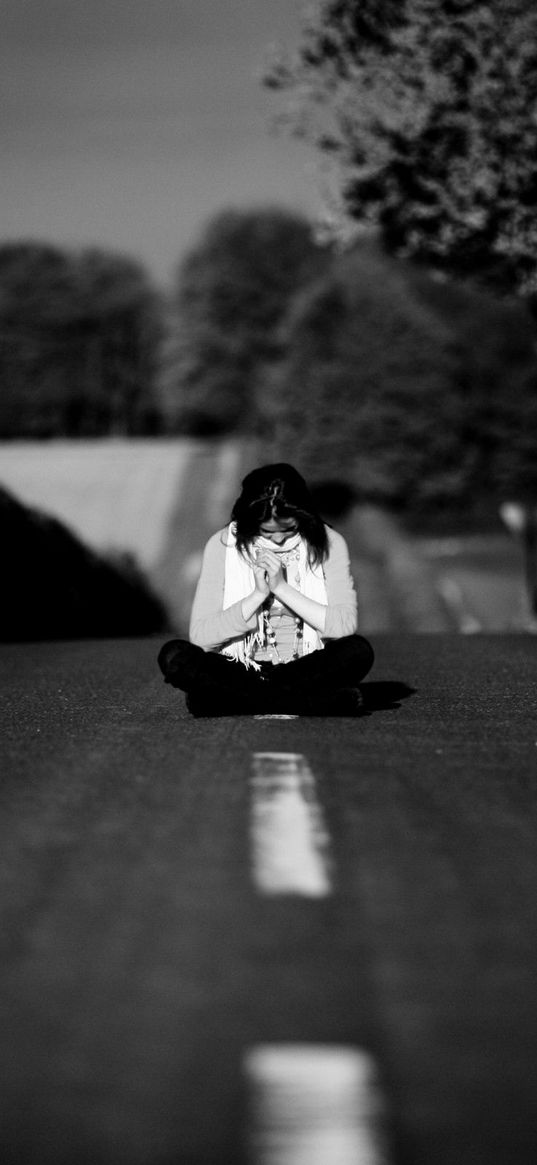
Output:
[416, 532, 532, 632]
[2, 634, 537, 1164]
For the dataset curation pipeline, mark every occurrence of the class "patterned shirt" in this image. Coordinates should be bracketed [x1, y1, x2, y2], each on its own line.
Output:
[189, 526, 358, 656]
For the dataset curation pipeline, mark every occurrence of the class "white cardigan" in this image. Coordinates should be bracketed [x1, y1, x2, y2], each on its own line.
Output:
[189, 525, 358, 652]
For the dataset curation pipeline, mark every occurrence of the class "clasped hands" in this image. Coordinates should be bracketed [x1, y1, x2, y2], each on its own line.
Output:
[253, 548, 286, 596]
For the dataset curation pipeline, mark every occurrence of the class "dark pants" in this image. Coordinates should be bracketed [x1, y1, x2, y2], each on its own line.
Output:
[157, 635, 374, 716]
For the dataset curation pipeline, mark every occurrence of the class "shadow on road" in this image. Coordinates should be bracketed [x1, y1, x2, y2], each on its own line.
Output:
[359, 680, 417, 713]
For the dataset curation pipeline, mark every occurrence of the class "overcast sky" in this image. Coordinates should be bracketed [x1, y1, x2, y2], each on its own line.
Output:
[2, 0, 321, 285]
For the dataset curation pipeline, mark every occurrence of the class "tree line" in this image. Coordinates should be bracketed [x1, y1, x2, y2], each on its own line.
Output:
[1, 205, 536, 520]
[0, 243, 164, 438]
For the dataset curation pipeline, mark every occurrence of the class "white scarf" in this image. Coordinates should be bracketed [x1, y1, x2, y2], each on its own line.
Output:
[222, 522, 327, 668]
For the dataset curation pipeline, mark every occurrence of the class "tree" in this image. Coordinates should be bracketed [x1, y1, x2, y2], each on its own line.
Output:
[161, 208, 328, 435]
[0, 243, 164, 437]
[402, 261, 537, 495]
[265, 0, 537, 295]
[0, 243, 80, 436]
[265, 1, 537, 614]
[263, 240, 536, 514]
[72, 248, 164, 436]
[263, 242, 470, 510]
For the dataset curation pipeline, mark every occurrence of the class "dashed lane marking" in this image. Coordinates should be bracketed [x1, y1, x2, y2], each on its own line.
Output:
[244, 1044, 392, 1165]
[250, 752, 332, 897]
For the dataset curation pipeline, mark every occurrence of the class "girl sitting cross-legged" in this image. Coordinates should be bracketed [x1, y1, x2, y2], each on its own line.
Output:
[157, 463, 374, 716]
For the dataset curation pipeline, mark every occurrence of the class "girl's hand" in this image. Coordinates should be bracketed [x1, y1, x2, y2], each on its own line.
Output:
[252, 557, 270, 597]
[255, 549, 286, 593]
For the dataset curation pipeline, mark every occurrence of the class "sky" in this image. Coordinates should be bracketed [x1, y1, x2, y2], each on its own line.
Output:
[2, 0, 321, 286]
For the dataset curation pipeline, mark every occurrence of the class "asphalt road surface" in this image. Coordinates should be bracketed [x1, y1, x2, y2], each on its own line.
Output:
[1, 634, 537, 1165]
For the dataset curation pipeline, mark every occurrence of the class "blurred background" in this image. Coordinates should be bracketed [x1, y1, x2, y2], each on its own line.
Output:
[2, 0, 537, 641]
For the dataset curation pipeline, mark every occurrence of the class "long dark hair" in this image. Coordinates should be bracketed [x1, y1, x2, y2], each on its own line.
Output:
[230, 463, 329, 566]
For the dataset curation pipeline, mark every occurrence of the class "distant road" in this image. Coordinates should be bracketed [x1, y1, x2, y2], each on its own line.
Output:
[2, 634, 537, 1164]
[417, 533, 532, 632]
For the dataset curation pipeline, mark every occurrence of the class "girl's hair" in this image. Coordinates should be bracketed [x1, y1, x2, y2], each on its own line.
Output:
[230, 463, 328, 566]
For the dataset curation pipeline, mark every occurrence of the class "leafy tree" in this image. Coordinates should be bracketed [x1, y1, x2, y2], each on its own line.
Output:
[265, 0, 537, 295]
[0, 243, 79, 436]
[402, 262, 537, 496]
[263, 241, 536, 514]
[0, 243, 164, 437]
[161, 208, 328, 434]
[263, 242, 470, 510]
[70, 248, 164, 436]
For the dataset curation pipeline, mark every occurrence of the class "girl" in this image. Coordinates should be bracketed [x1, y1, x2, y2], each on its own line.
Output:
[157, 463, 374, 715]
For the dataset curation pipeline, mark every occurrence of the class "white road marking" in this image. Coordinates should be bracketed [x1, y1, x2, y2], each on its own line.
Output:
[253, 715, 299, 720]
[245, 1044, 392, 1165]
[250, 753, 332, 897]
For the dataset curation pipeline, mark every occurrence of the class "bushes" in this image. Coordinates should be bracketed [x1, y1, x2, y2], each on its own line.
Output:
[0, 486, 168, 641]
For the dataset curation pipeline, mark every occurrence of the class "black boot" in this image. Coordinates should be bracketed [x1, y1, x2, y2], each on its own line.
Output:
[185, 680, 273, 717]
[272, 684, 365, 717]
[271, 636, 375, 691]
[158, 639, 255, 695]
[185, 689, 253, 717]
